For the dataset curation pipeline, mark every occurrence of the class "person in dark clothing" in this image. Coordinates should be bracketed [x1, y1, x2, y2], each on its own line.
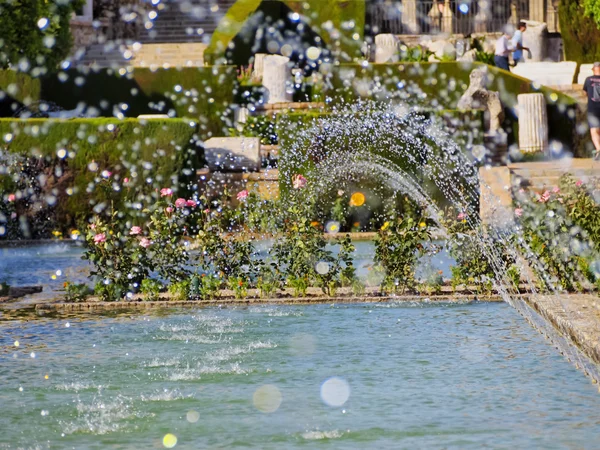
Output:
[583, 62, 600, 159]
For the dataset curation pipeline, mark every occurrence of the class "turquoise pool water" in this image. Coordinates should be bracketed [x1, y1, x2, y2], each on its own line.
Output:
[1, 303, 599, 449]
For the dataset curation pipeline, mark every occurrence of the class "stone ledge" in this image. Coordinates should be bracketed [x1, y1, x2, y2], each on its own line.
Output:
[526, 294, 600, 367]
[36, 295, 505, 312]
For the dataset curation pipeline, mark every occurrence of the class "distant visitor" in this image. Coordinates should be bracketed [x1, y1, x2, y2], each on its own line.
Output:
[494, 29, 515, 72]
[583, 62, 600, 159]
[511, 21, 530, 67]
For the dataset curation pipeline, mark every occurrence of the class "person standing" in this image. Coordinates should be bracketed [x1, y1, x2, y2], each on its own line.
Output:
[511, 21, 530, 67]
[583, 62, 600, 159]
[494, 30, 515, 71]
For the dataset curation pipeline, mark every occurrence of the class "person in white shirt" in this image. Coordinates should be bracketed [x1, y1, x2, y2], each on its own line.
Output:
[494, 30, 515, 71]
[511, 21, 530, 67]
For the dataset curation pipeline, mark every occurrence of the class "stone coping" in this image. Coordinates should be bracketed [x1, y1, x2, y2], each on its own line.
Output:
[35, 295, 506, 312]
[254, 102, 325, 112]
[526, 294, 600, 367]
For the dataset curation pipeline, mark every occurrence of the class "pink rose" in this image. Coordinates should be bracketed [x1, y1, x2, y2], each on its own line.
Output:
[236, 190, 249, 201]
[539, 190, 551, 203]
[139, 237, 151, 248]
[165, 206, 174, 214]
[160, 188, 173, 197]
[576, 180, 584, 187]
[514, 208, 523, 217]
[123, 177, 129, 183]
[175, 198, 187, 208]
[186, 199, 197, 207]
[552, 187, 560, 194]
[89, 224, 97, 230]
[203, 208, 210, 214]
[7, 193, 15, 202]
[130, 226, 142, 235]
[93, 233, 106, 244]
[457, 212, 467, 220]
[292, 174, 307, 189]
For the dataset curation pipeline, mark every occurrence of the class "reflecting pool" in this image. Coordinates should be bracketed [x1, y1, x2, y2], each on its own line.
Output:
[1, 303, 599, 448]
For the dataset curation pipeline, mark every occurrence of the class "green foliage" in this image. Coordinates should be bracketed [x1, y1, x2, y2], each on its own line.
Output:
[374, 216, 431, 294]
[0, 118, 199, 235]
[190, 274, 222, 300]
[0, 0, 84, 72]
[168, 280, 191, 301]
[229, 114, 278, 145]
[140, 279, 162, 301]
[584, 0, 600, 28]
[514, 176, 600, 292]
[227, 277, 249, 299]
[399, 45, 432, 62]
[270, 185, 356, 296]
[442, 211, 516, 295]
[63, 281, 91, 302]
[559, 0, 600, 63]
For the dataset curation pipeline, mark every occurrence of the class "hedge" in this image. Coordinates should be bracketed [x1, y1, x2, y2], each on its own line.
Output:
[0, 118, 200, 236]
[325, 61, 578, 154]
[0, 66, 237, 140]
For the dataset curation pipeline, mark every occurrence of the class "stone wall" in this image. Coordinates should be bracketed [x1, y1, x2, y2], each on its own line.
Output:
[70, 19, 96, 49]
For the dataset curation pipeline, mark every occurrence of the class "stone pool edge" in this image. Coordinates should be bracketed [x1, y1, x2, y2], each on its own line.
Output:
[33, 294, 507, 311]
[525, 294, 600, 367]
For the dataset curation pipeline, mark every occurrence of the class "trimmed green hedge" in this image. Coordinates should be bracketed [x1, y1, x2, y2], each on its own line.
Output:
[0, 66, 237, 139]
[325, 62, 578, 154]
[0, 118, 200, 234]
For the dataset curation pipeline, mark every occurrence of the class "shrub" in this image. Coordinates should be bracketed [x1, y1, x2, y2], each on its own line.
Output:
[168, 280, 191, 301]
[140, 279, 162, 301]
[63, 281, 91, 302]
[373, 216, 431, 294]
[559, 0, 600, 64]
[0, 0, 84, 72]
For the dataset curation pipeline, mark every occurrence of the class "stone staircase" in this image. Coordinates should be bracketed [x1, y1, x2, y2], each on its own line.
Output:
[75, 0, 235, 67]
[509, 159, 600, 192]
[139, 0, 236, 43]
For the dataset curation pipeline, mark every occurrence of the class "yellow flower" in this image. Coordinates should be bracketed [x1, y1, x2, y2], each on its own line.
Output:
[52, 230, 62, 237]
[381, 221, 390, 231]
[419, 222, 426, 228]
[70, 230, 80, 236]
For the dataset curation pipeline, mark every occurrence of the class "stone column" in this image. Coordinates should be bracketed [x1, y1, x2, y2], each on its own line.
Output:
[401, 0, 420, 34]
[252, 53, 267, 82]
[518, 93, 548, 154]
[523, 21, 548, 62]
[375, 34, 399, 63]
[441, 0, 454, 34]
[428, 0, 442, 32]
[262, 55, 291, 104]
[529, 0, 547, 23]
[83, 0, 93, 19]
[474, 0, 491, 33]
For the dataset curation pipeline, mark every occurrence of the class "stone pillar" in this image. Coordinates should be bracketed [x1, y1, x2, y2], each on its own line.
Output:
[401, 0, 420, 34]
[474, 0, 491, 33]
[428, 0, 442, 32]
[441, 0, 454, 34]
[509, 0, 518, 27]
[375, 34, 399, 63]
[252, 53, 267, 81]
[262, 55, 291, 104]
[529, 0, 547, 23]
[518, 93, 548, 154]
[523, 21, 548, 62]
[83, 0, 93, 19]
